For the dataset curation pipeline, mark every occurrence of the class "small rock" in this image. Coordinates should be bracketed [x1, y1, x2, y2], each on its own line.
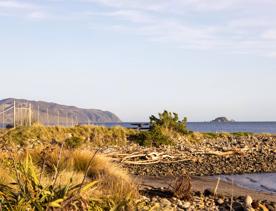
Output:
[251, 201, 259, 209]
[266, 205, 275, 211]
[245, 195, 253, 207]
[182, 201, 191, 209]
[232, 202, 244, 211]
[151, 197, 158, 203]
[216, 198, 224, 205]
[160, 198, 171, 207]
[176, 200, 183, 207]
[203, 188, 213, 197]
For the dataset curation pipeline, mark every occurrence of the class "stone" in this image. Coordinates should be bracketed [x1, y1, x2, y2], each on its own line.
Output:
[266, 205, 274, 211]
[182, 201, 191, 209]
[216, 198, 224, 205]
[176, 200, 183, 207]
[232, 202, 245, 211]
[152, 197, 158, 203]
[160, 198, 171, 207]
[251, 201, 259, 209]
[203, 188, 213, 197]
[245, 195, 253, 207]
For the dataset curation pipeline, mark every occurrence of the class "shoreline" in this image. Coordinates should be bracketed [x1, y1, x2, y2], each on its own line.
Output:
[136, 175, 276, 202]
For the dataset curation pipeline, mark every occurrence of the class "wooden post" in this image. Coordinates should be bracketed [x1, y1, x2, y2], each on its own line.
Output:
[29, 104, 32, 126]
[37, 105, 40, 124]
[2, 104, 4, 128]
[13, 100, 16, 128]
[46, 108, 49, 126]
[57, 110, 60, 126]
[71, 115, 74, 127]
[66, 112, 68, 127]
[19, 105, 23, 126]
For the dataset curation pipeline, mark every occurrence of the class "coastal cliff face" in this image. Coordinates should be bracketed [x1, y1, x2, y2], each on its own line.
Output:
[0, 98, 121, 124]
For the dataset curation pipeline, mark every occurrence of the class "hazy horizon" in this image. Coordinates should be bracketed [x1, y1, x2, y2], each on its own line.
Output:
[1, 1, 276, 122]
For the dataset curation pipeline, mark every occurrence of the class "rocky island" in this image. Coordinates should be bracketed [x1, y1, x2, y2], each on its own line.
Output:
[211, 117, 235, 123]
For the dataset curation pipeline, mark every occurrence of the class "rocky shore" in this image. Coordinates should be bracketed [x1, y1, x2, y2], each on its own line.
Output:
[139, 189, 276, 211]
[117, 134, 276, 176]
[136, 175, 276, 210]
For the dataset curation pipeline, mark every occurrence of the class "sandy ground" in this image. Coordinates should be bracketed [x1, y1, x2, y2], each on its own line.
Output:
[136, 176, 276, 202]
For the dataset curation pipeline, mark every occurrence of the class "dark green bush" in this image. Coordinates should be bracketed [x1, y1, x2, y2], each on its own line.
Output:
[128, 127, 173, 147]
[232, 132, 253, 137]
[128, 110, 188, 147]
[65, 136, 83, 149]
[150, 110, 188, 134]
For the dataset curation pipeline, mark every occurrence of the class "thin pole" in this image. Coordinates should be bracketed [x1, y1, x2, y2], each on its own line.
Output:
[46, 108, 49, 126]
[37, 105, 40, 124]
[66, 112, 68, 127]
[57, 110, 60, 126]
[20, 105, 23, 126]
[13, 100, 16, 128]
[71, 115, 74, 127]
[2, 104, 4, 128]
[76, 115, 78, 125]
[29, 104, 32, 126]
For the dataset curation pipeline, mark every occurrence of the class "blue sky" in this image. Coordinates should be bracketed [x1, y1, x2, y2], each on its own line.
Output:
[1, 0, 276, 121]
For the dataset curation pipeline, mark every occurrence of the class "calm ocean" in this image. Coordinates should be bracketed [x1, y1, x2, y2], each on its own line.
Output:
[94, 122, 276, 134]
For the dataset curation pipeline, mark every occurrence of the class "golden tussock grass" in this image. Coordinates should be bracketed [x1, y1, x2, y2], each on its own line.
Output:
[28, 147, 139, 202]
[0, 124, 133, 147]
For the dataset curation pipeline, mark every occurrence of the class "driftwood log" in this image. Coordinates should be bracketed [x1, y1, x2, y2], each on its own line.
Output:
[118, 146, 250, 165]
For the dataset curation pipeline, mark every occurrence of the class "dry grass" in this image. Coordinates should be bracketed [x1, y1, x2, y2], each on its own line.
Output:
[0, 124, 133, 148]
[28, 147, 139, 203]
[0, 147, 140, 210]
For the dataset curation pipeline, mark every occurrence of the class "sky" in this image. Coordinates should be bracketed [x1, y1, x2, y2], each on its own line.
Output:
[0, 0, 276, 122]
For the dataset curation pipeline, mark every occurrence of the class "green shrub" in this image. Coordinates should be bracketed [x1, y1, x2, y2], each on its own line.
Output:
[128, 127, 173, 147]
[150, 110, 188, 134]
[65, 136, 83, 149]
[232, 132, 253, 137]
[128, 110, 188, 147]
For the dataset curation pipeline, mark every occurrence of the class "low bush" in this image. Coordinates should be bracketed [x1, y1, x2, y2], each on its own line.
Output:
[65, 136, 83, 149]
[128, 110, 187, 146]
[128, 128, 173, 147]
[150, 110, 189, 135]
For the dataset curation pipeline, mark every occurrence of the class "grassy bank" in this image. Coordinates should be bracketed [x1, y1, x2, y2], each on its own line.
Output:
[0, 147, 141, 210]
[0, 123, 274, 150]
[0, 124, 135, 149]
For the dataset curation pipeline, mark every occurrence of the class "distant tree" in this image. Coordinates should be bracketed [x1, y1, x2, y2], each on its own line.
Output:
[149, 110, 188, 134]
[128, 110, 189, 147]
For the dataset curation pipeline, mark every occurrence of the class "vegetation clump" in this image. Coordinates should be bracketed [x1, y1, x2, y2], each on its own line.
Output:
[0, 124, 131, 148]
[65, 136, 84, 149]
[0, 147, 140, 210]
[129, 110, 189, 147]
[149, 110, 188, 135]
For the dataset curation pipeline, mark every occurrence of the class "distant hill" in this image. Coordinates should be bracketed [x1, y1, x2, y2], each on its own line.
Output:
[211, 117, 235, 123]
[0, 98, 121, 126]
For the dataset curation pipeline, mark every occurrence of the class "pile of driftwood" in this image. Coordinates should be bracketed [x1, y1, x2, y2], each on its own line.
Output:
[191, 146, 250, 156]
[118, 150, 194, 165]
[107, 146, 250, 165]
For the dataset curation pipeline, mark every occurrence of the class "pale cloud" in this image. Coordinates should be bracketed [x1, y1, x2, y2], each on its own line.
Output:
[2, 0, 276, 57]
[83, 0, 276, 57]
[0, 1, 36, 9]
[0, 0, 49, 20]
[262, 30, 276, 40]
[268, 52, 276, 58]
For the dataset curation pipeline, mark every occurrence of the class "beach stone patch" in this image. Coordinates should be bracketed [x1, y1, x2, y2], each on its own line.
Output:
[139, 188, 275, 211]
